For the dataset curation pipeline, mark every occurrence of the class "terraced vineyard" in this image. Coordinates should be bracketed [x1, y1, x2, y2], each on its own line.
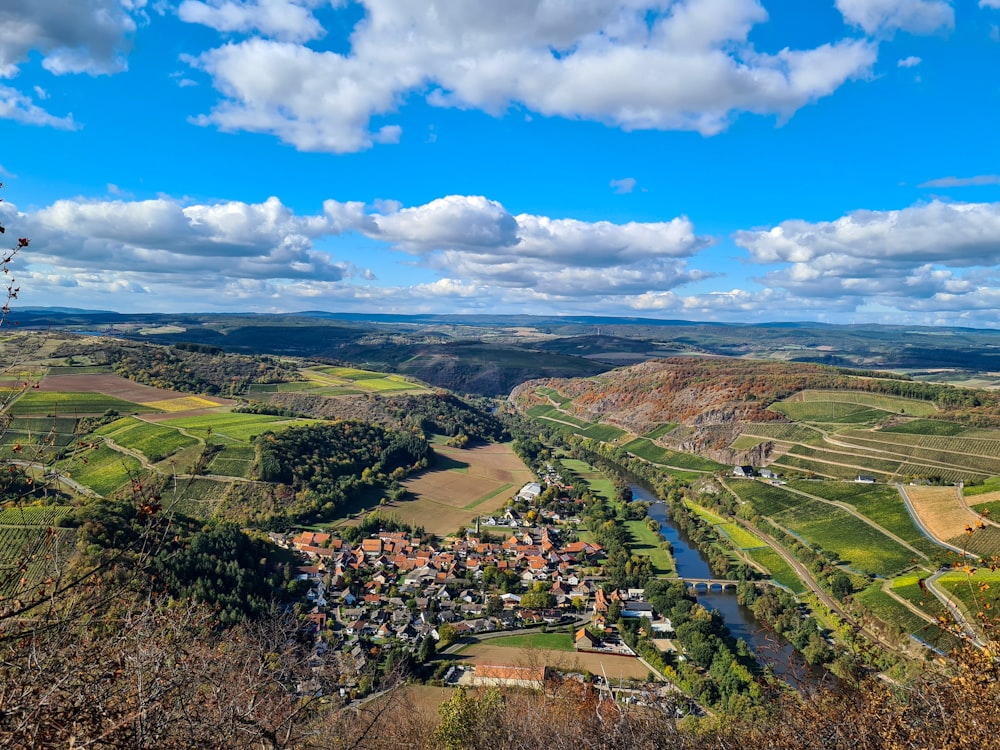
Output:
[729, 480, 919, 577]
[0, 522, 77, 597]
[96, 417, 199, 463]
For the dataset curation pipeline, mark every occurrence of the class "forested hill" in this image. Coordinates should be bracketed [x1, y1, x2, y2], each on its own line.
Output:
[511, 357, 1000, 436]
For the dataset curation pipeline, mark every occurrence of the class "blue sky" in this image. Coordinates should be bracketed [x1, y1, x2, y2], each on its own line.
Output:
[2, 0, 1000, 325]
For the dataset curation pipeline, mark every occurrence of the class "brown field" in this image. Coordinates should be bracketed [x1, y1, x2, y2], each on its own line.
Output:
[391, 443, 534, 535]
[38, 373, 232, 409]
[905, 485, 980, 541]
[459, 644, 651, 681]
[968, 490, 1000, 507]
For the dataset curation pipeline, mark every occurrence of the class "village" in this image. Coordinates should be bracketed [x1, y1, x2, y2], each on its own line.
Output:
[270, 474, 680, 700]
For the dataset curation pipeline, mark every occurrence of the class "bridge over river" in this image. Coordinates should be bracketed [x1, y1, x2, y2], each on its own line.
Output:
[661, 577, 741, 592]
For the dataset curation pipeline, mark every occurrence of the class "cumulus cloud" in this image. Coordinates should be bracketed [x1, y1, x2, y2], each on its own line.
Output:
[317, 194, 715, 296]
[25, 195, 347, 282]
[733, 200, 1000, 320]
[0, 0, 141, 125]
[0, 0, 139, 77]
[836, 0, 954, 35]
[10, 192, 716, 310]
[897, 55, 922, 67]
[186, 0, 877, 152]
[177, 0, 328, 43]
[982, 0, 1000, 8]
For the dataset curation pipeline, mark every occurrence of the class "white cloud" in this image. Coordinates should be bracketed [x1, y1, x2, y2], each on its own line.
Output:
[320, 194, 715, 296]
[733, 200, 1000, 319]
[981, 0, 1000, 9]
[897, 55, 922, 67]
[920, 174, 1000, 187]
[0, 0, 138, 77]
[25, 196, 347, 281]
[187, 0, 877, 153]
[178, 0, 329, 43]
[610, 177, 637, 194]
[836, 0, 954, 34]
[11, 192, 717, 309]
[0, 1, 140, 126]
[0, 85, 78, 129]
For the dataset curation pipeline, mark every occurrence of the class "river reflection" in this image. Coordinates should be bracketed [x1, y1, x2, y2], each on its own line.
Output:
[637, 485, 815, 681]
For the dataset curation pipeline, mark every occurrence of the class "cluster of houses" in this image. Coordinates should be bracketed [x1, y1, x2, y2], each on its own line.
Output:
[269, 518, 617, 688]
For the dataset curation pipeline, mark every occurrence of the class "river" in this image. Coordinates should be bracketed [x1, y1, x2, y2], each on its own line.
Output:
[636, 484, 814, 680]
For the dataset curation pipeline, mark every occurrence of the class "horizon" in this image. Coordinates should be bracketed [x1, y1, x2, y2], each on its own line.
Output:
[2, 1, 1000, 326]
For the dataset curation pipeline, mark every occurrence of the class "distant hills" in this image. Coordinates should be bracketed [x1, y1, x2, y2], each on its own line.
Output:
[11, 307, 1000, 395]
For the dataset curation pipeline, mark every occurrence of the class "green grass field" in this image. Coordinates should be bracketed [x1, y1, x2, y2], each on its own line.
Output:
[162, 413, 312, 443]
[739, 423, 825, 444]
[881, 419, 965, 435]
[54, 443, 144, 497]
[642, 423, 677, 440]
[484, 632, 575, 651]
[623, 519, 675, 575]
[205, 444, 256, 478]
[560, 458, 617, 502]
[621, 437, 721, 471]
[783, 390, 938, 415]
[10, 392, 159, 416]
[744, 547, 806, 593]
[525, 404, 591, 428]
[96, 417, 199, 463]
[579, 423, 629, 442]
[770, 401, 896, 424]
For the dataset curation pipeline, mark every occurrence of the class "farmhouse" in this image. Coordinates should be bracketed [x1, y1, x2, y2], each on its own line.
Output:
[733, 465, 755, 478]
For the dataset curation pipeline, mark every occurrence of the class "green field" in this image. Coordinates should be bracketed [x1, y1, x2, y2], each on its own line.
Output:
[96, 417, 199, 463]
[10, 392, 159, 416]
[483, 632, 575, 651]
[560, 458, 616, 502]
[739, 423, 825, 444]
[623, 519, 674, 575]
[782, 390, 938, 415]
[770, 401, 897, 424]
[964, 476, 1000, 497]
[579, 423, 629, 442]
[936, 569, 1000, 621]
[717, 522, 769, 550]
[744, 547, 806, 593]
[205, 444, 256, 478]
[890, 573, 949, 621]
[0, 526, 77, 597]
[881, 419, 965, 435]
[54, 443, 144, 497]
[642, 423, 677, 440]
[787, 481, 941, 557]
[526, 404, 591, 428]
[162, 413, 312, 443]
[855, 582, 955, 650]
[621, 438, 721, 471]
[730, 480, 917, 576]
[535, 387, 572, 407]
[0, 505, 73, 526]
